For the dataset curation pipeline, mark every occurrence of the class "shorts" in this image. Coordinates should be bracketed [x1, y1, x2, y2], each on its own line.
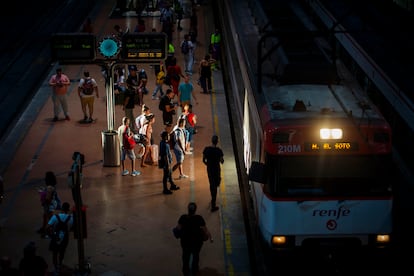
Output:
[121, 148, 136, 161]
[173, 148, 185, 163]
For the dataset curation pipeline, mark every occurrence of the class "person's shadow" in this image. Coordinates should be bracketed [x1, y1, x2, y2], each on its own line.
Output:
[198, 267, 225, 276]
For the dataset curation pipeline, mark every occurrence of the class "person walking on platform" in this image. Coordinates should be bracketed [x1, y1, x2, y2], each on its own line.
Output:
[18, 241, 48, 276]
[175, 202, 212, 276]
[159, 131, 180, 194]
[178, 75, 198, 109]
[202, 135, 224, 212]
[118, 117, 141, 176]
[78, 71, 99, 123]
[172, 118, 189, 179]
[46, 202, 73, 275]
[166, 57, 185, 96]
[48, 68, 71, 122]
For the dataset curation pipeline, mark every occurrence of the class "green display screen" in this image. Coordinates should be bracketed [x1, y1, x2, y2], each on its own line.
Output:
[51, 33, 96, 61]
[121, 33, 167, 61]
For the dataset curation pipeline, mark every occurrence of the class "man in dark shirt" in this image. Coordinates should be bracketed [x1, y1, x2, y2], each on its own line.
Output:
[176, 202, 212, 276]
[125, 65, 140, 132]
[202, 135, 224, 212]
[18, 242, 48, 276]
[159, 88, 177, 133]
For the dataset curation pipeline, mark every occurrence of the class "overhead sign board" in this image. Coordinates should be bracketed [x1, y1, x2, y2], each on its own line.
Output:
[121, 33, 167, 61]
[51, 33, 96, 61]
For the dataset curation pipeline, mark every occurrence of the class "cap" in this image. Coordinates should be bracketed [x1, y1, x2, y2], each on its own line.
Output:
[128, 65, 137, 71]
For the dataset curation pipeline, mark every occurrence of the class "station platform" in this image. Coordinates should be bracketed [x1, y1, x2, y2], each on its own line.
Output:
[0, 1, 251, 275]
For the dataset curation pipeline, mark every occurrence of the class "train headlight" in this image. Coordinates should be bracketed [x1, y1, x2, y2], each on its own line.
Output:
[271, 235, 287, 246]
[320, 128, 343, 139]
[376, 234, 390, 244]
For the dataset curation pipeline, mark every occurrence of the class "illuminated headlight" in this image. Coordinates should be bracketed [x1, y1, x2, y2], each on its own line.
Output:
[376, 234, 390, 244]
[271, 235, 287, 246]
[320, 128, 343, 139]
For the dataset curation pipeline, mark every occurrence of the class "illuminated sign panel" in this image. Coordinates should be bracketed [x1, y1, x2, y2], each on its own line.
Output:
[51, 33, 96, 61]
[121, 33, 167, 61]
[304, 142, 358, 152]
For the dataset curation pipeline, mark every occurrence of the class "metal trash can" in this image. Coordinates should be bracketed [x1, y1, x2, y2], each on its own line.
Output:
[101, 130, 120, 167]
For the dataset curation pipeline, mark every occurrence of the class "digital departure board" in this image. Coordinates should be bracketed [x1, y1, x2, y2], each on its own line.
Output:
[50, 33, 96, 61]
[121, 33, 167, 61]
[304, 142, 358, 152]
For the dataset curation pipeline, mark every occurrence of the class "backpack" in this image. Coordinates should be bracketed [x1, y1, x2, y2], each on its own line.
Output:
[82, 78, 94, 95]
[160, 8, 173, 23]
[156, 70, 165, 84]
[181, 40, 189, 54]
[52, 214, 70, 245]
[122, 127, 136, 149]
[179, 114, 196, 134]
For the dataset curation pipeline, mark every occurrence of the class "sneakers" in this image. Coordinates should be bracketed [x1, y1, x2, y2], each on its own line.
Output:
[87, 117, 93, 123]
[122, 170, 129, 176]
[52, 116, 58, 122]
[211, 206, 219, 212]
[131, 170, 141, 176]
[152, 96, 159, 100]
[185, 151, 192, 155]
[65, 115, 70, 121]
[170, 185, 180, 190]
[179, 174, 189, 179]
[163, 189, 173, 195]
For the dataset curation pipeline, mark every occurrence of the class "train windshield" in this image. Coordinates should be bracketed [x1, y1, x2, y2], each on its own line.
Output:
[266, 155, 393, 197]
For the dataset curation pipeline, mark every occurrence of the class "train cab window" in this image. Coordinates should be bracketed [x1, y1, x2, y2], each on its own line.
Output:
[266, 155, 393, 197]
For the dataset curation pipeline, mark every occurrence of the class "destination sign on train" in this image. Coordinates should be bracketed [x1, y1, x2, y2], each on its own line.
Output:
[304, 142, 358, 151]
[50, 33, 96, 61]
[121, 33, 167, 61]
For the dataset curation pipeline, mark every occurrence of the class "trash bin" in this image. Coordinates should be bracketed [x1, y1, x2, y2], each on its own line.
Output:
[101, 130, 120, 167]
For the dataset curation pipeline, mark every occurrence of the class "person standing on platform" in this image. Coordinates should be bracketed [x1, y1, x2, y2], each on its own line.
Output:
[78, 71, 99, 123]
[152, 60, 165, 100]
[210, 28, 222, 70]
[118, 117, 141, 176]
[125, 65, 142, 132]
[180, 34, 195, 75]
[175, 202, 212, 276]
[199, 54, 215, 94]
[160, 89, 177, 133]
[48, 68, 71, 122]
[159, 131, 180, 194]
[202, 135, 224, 212]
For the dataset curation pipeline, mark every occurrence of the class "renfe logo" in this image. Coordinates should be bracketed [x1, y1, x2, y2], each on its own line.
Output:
[312, 206, 351, 220]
